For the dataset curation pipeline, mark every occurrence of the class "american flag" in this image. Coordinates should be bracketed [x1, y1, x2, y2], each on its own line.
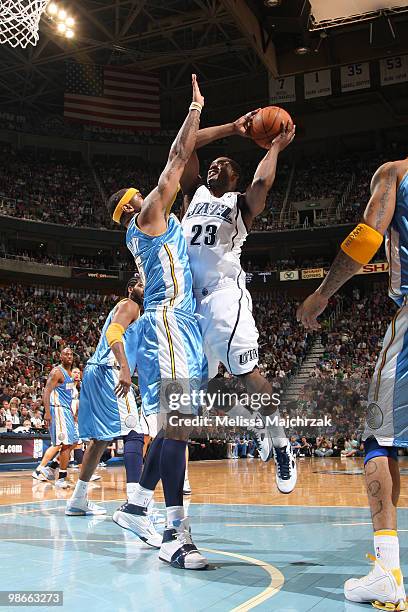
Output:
[64, 62, 160, 131]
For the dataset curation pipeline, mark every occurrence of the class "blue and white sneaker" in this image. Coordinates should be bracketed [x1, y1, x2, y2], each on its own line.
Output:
[65, 499, 107, 516]
[159, 517, 208, 570]
[112, 502, 162, 548]
[273, 442, 297, 494]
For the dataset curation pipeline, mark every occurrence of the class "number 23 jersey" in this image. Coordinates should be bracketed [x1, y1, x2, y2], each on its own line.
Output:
[181, 184, 248, 291]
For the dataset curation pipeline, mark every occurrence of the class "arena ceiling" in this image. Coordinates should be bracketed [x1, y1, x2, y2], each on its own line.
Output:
[0, 0, 407, 124]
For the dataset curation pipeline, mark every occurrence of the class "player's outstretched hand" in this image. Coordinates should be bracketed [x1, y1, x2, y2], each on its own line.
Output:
[233, 109, 261, 138]
[192, 74, 204, 107]
[115, 364, 132, 398]
[296, 292, 328, 331]
[271, 121, 296, 152]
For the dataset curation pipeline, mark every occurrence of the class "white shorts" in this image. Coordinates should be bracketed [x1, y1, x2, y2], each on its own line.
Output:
[364, 301, 408, 447]
[194, 274, 259, 379]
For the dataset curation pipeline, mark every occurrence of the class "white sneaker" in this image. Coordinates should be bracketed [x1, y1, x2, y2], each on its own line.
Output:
[183, 479, 192, 495]
[345, 555, 407, 610]
[90, 474, 101, 482]
[273, 442, 297, 494]
[33, 466, 56, 481]
[248, 416, 273, 462]
[32, 469, 47, 481]
[112, 502, 162, 548]
[159, 517, 208, 570]
[65, 499, 106, 516]
[55, 478, 70, 489]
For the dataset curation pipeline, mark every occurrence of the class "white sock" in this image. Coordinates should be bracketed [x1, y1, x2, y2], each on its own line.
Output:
[272, 437, 288, 448]
[126, 482, 138, 504]
[71, 479, 88, 502]
[374, 530, 401, 570]
[130, 484, 154, 508]
[166, 505, 184, 527]
[184, 464, 189, 482]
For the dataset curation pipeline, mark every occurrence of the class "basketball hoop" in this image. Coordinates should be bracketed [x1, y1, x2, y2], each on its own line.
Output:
[0, 0, 49, 49]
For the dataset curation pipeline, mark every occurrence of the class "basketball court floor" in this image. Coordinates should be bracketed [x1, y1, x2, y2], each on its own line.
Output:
[1, 457, 408, 611]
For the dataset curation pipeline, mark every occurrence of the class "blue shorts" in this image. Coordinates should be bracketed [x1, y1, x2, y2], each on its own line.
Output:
[137, 306, 207, 424]
[78, 363, 142, 441]
[50, 404, 78, 446]
[364, 437, 398, 465]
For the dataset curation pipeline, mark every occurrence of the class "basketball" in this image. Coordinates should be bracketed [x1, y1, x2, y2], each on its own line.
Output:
[250, 106, 293, 149]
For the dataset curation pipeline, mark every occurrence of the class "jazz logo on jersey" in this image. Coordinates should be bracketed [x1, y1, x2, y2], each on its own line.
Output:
[186, 201, 233, 223]
[239, 348, 259, 365]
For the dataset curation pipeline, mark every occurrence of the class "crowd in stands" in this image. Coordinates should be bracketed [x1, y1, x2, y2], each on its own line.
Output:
[0, 138, 404, 233]
[0, 245, 135, 271]
[0, 285, 311, 429]
[283, 285, 397, 451]
[0, 280, 401, 459]
[0, 143, 111, 228]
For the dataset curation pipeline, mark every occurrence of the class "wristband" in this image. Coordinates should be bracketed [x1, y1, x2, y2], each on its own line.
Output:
[189, 102, 202, 113]
[340, 223, 383, 265]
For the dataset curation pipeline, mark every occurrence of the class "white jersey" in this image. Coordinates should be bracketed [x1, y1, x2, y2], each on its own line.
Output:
[181, 184, 247, 290]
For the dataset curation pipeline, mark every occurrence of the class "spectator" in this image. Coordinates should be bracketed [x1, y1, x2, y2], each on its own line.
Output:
[315, 437, 334, 458]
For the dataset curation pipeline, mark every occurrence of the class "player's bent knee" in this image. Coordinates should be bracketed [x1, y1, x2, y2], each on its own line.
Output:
[364, 437, 398, 465]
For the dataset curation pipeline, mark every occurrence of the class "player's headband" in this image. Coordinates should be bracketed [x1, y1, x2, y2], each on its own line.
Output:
[112, 187, 139, 224]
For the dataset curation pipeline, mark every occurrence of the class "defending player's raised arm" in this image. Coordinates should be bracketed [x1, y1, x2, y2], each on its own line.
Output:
[42, 367, 64, 427]
[137, 75, 204, 234]
[106, 299, 140, 398]
[242, 122, 295, 228]
[297, 162, 398, 330]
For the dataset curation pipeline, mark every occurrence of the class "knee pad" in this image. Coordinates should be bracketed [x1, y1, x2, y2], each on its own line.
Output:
[364, 437, 398, 465]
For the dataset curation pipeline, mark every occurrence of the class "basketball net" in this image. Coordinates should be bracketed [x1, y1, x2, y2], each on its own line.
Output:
[0, 0, 49, 49]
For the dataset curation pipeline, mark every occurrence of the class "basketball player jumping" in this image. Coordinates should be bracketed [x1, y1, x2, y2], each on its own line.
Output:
[179, 115, 297, 493]
[43, 347, 79, 489]
[106, 74, 208, 570]
[297, 158, 408, 610]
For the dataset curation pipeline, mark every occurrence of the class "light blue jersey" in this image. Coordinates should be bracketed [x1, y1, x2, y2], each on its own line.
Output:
[50, 366, 74, 409]
[79, 301, 142, 441]
[88, 299, 140, 374]
[386, 170, 408, 306]
[126, 213, 195, 313]
[49, 366, 78, 446]
[125, 212, 206, 422]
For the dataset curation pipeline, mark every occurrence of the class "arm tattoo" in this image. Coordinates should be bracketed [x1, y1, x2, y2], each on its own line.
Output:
[369, 166, 397, 231]
[318, 250, 361, 299]
[170, 110, 201, 163]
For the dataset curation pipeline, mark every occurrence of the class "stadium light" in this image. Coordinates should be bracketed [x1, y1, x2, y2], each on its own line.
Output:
[47, 2, 58, 15]
[47, 2, 76, 39]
